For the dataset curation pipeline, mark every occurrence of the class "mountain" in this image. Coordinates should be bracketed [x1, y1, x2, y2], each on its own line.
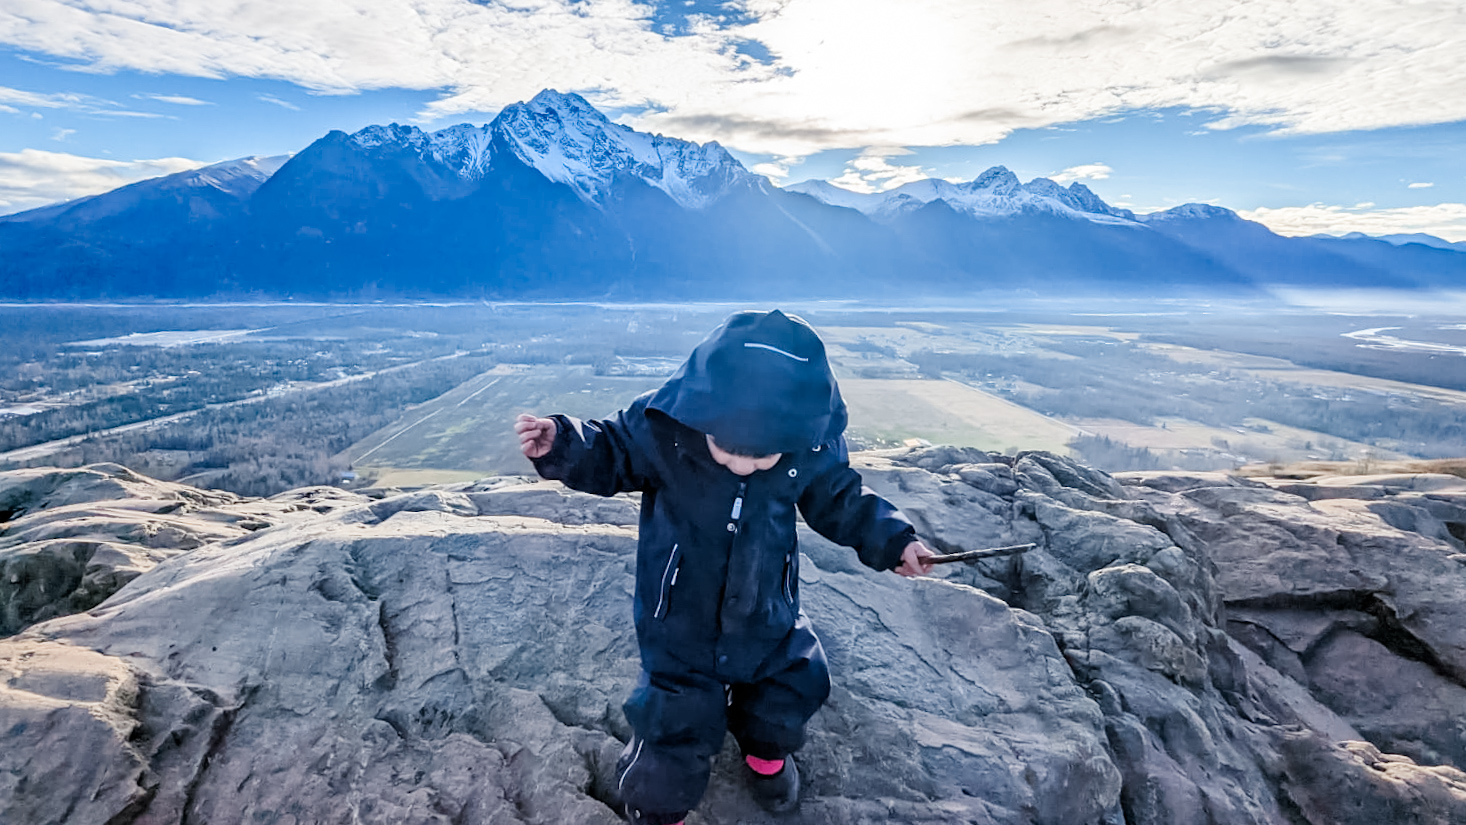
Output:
[1326, 231, 1466, 253]
[2, 90, 1463, 300]
[5, 457, 1466, 823]
[0, 156, 289, 298]
[786, 166, 1135, 223]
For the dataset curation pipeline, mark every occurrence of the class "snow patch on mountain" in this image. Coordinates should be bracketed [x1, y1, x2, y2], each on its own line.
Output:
[1138, 203, 1241, 223]
[348, 123, 495, 181]
[785, 166, 1138, 225]
[493, 90, 751, 209]
[189, 155, 292, 194]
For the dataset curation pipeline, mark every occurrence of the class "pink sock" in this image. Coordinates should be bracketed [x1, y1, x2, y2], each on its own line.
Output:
[746, 754, 785, 775]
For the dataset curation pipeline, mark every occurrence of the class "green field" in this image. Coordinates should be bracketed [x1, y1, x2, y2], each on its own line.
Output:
[341, 366, 663, 479]
[342, 365, 1078, 484]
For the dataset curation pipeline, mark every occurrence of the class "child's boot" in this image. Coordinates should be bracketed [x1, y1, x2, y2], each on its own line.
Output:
[623, 808, 684, 825]
[745, 754, 800, 813]
[615, 739, 688, 825]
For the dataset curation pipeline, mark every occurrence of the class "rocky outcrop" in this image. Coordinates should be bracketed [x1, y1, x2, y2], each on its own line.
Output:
[0, 464, 365, 635]
[2, 455, 1465, 824]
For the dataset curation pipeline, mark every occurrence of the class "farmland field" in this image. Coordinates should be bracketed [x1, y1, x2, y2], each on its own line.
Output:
[5, 299, 1466, 493]
[342, 367, 665, 479]
[841, 378, 1079, 454]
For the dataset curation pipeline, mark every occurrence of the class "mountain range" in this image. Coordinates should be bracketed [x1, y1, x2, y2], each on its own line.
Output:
[2, 89, 1463, 300]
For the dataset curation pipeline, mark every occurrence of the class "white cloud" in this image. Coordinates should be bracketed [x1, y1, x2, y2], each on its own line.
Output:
[1050, 163, 1112, 183]
[0, 149, 203, 214]
[823, 147, 930, 193]
[0, 0, 1464, 159]
[1239, 202, 1466, 243]
[257, 94, 301, 111]
[750, 161, 790, 180]
[0, 85, 92, 110]
[136, 93, 212, 106]
[1408, 182, 1434, 189]
[50, 127, 74, 141]
[0, 84, 162, 117]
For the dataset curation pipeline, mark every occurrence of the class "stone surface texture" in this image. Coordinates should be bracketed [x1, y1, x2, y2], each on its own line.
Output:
[1, 453, 1464, 824]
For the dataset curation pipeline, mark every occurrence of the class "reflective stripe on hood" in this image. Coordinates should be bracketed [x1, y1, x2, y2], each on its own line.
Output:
[647, 309, 847, 456]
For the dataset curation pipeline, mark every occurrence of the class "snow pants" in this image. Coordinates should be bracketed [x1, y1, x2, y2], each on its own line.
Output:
[617, 624, 831, 820]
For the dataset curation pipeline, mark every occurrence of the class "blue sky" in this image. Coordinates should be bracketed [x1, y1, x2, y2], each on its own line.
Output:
[3, 0, 1465, 240]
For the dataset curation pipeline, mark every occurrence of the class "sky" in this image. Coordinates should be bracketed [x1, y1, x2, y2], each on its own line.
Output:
[2, 0, 1465, 241]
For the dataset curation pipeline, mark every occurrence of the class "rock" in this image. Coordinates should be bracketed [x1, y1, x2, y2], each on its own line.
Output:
[895, 445, 998, 474]
[467, 481, 641, 527]
[5, 454, 1466, 824]
[1278, 733, 1466, 825]
[954, 463, 1020, 498]
[0, 641, 153, 824]
[1303, 631, 1466, 768]
[1, 474, 1121, 825]
[1309, 473, 1466, 493]
[0, 465, 369, 638]
[1115, 471, 1266, 494]
[1266, 482, 1389, 501]
[0, 463, 235, 520]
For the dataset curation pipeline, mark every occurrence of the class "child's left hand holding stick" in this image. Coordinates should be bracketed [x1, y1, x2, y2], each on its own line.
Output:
[894, 541, 936, 578]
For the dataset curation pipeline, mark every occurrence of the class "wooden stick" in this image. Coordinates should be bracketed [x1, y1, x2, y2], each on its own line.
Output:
[926, 543, 1036, 565]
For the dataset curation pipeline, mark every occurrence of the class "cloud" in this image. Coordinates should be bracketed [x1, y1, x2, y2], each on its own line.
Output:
[257, 94, 300, 111]
[749, 163, 787, 179]
[0, 85, 92, 110]
[0, 84, 163, 117]
[825, 148, 929, 193]
[0, 149, 203, 214]
[135, 93, 212, 106]
[1, 0, 1464, 157]
[1050, 163, 1112, 183]
[1408, 182, 1434, 189]
[1239, 202, 1466, 243]
[50, 127, 74, 141]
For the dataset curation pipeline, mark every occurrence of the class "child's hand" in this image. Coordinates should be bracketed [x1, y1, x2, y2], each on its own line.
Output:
[895, 541, 936, 577]
[515, 414, 557, 459]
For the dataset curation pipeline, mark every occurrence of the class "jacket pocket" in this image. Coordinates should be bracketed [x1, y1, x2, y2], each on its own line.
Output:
[654, 543, 682, 620]
[782, 551, 796, 606]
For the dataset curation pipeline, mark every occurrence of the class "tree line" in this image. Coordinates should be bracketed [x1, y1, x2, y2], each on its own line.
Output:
[13, 354, 497, 497]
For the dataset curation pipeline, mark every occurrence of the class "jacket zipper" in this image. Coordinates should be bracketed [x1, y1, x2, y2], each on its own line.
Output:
[731, 481, 747, 524]
[654, 543, 681, 619]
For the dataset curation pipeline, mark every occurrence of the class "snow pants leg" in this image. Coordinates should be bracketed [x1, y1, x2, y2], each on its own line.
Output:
[728, 621, 831, 761]
[618, 624, 831, 818]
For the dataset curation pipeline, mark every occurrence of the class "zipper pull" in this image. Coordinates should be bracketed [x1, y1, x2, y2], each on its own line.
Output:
[731, 481, 747, 520]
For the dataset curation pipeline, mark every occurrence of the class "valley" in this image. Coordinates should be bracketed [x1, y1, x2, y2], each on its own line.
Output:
[3, 300, 1465, 495]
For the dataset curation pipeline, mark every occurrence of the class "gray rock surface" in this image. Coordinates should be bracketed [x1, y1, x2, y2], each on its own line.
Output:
[2, 456, 1465, 824]
[0, 465, 366, 636]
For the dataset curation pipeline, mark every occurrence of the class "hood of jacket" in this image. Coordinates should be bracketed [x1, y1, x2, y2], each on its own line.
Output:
[648, 309, 847, 456]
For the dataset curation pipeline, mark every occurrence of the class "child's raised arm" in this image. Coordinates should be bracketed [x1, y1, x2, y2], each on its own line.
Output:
[513, 398, 659, 496]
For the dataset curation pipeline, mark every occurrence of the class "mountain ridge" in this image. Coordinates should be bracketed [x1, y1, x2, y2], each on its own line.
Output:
[2, 89, 1462, 300]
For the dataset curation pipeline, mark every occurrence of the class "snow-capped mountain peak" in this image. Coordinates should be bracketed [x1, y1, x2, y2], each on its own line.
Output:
[348, 123, 494, 180]
[187, 155, 289, 190]
[493, 89, 751, 209]
[967, 165, 1021, 195]
[338, 92, 750, 206]
[786, 165, 1135, 224]
[1139, 203, 1241, 223]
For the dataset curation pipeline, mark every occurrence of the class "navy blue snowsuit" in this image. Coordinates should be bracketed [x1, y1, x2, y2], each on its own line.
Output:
[531, 310, 916, 819]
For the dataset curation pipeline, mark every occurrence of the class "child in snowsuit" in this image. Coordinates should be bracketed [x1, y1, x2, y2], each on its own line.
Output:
[515, 310, 934, 825]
